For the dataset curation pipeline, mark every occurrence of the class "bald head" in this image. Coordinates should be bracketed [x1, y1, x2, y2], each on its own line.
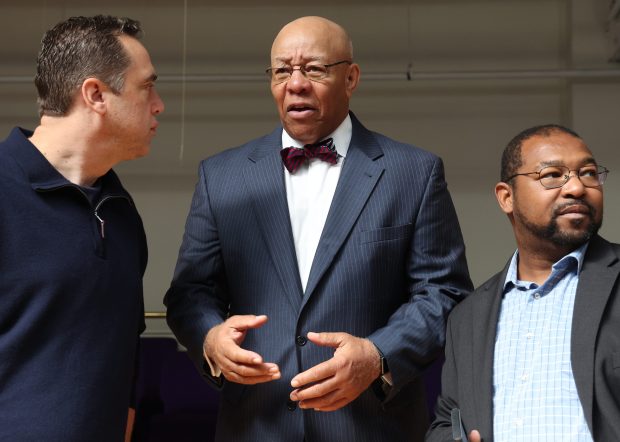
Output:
[271, 16, 353, 64]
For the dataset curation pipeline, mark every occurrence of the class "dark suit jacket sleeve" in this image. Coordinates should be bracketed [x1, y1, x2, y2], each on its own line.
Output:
[164, 161, 229, 383]
[368, 156, 472, 396]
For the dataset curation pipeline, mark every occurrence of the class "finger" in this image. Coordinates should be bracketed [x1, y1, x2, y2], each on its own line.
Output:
[469, 430, 482, 442]
[221, 361, 280, 384]
[306, 331, 345, 348]
[297, 388, 351, 411]
[226, 314, 269, 331]
[290, 376, 337, 402]
[224, 368, 281, 385]
[223, 361, 280, 378]
[223, 344, 269, 365]
[291, 360, 336, 388]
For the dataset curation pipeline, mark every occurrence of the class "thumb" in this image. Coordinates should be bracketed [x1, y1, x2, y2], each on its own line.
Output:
[306, 331, 346, 348]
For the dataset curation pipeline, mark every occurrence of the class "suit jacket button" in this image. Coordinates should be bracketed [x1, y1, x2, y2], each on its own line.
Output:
[286, 399, 297, 411]
[295, 335, 307, 346]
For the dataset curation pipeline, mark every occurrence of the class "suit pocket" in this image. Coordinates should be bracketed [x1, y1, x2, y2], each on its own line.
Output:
[359, 223, 413, 244]
[613, 351, 620, 370]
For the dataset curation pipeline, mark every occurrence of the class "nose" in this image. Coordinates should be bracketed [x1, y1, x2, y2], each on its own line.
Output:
[152, 89, 165, 115]
[560, 171, 586, 198]
[286, 68, 311, 93]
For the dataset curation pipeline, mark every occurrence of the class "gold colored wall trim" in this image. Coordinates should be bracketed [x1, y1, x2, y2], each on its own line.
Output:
[145, 312, 167, 319]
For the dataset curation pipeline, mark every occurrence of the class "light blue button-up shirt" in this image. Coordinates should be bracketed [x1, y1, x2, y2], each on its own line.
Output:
[493, 243, 593, 442]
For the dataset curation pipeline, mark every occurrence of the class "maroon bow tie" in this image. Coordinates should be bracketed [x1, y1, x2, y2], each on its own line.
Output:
[280, 138, 338, 173]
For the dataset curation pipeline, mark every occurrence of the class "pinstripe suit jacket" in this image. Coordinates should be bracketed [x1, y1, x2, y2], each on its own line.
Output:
[165, 113, 472, 442]
[426, 235, 620, 441]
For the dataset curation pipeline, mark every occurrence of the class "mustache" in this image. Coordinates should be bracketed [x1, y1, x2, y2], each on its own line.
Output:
[551, 200, 596, 219]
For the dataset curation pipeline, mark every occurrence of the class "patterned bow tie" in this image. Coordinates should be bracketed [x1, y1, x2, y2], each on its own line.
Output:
[280, 138, 339, 173]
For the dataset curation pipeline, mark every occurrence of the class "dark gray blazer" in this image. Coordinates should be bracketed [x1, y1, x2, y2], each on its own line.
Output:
[165, 113, 472, 442]
[426, 234, 620, 442]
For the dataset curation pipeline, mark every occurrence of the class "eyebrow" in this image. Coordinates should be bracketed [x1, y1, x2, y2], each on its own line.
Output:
[145, 73, 158, 83]
[273, 56, 323, 64]
[538, 157, 597, 168]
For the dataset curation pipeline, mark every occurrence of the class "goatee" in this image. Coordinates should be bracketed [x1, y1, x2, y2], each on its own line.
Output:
[518, 200, 602, 248]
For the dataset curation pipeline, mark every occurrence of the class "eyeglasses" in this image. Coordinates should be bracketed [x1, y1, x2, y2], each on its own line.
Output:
[506, 164, 609, 189]
[265, 60, 352, 84]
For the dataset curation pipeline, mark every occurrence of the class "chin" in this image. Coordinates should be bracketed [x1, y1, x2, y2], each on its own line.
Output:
[132, 145, 150, 159]
[284, 123, 319, 143]
[550, 223, 600, 248]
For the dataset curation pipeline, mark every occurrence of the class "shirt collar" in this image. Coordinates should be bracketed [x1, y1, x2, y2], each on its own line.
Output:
[503, 241, 589, 292]
[281, 113, 352, 159]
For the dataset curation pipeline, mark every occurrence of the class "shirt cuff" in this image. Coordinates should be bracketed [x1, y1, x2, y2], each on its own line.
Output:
[203, 350, 222, 378]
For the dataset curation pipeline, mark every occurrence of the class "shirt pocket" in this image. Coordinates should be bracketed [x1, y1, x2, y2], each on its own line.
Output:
[359, 223, 413, 244]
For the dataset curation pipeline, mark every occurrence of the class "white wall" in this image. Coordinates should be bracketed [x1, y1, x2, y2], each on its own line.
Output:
[1, 0, 619, 336]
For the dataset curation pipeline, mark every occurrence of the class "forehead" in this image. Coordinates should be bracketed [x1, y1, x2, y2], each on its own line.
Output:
[520, 132, 595, 168]
[119, 35, 155, 78]
[271, 23, 345, 63]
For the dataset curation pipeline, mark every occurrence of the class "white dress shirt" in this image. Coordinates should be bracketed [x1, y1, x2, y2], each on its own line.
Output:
[282, 115, 352, 292]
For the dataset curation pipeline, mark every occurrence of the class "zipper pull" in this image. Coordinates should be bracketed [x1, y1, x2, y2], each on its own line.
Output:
[95, 212, 105, 238]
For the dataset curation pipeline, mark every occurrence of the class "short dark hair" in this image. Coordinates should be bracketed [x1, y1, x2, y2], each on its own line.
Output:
[34, 15, 142, 117]
[500, 124, 582, 183]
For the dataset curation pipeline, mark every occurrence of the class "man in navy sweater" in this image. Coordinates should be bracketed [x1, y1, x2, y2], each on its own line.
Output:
[0, 15, 163, 441]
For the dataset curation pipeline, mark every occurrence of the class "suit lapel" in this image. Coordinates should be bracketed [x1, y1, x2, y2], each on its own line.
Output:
[303, 114, 384, 303]
[472, 266, 508, 439]
[242, 128, 304, 312]
[571, 235, 619, 432]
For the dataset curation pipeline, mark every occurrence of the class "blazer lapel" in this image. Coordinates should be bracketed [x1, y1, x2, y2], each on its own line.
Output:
[242, 128, 304, 312]
[472, 266, 509, 439]
[303, 114, 384, 303]
[571, 235, 620, 432]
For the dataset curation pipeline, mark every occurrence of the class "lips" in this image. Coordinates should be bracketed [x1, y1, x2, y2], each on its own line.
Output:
[286, 103, 316, 113]
[557, 204, 590, 215]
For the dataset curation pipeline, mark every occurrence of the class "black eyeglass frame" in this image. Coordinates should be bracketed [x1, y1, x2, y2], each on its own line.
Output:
[265, 60, 352, 83]
[505, 164, 610, 189]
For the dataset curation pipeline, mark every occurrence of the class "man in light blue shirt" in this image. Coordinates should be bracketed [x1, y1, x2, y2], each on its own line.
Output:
[426, 124, 620, 442]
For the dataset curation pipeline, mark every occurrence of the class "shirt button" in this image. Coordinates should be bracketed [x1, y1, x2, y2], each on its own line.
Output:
[295, 335, 307, 346]
[286, 399, 297, 411]
[526, 332, 534, 339]
[533, 292, 541, 299]
[520, 373, 528, 382]
[513, 417, 523, 427]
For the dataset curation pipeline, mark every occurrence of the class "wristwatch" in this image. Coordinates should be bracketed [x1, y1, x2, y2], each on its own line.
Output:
[372, 346, 392, 399]
[378, 350, 392, 386]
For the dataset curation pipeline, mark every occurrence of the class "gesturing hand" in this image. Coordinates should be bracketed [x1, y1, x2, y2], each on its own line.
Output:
[203, 314, 281, 384]
[289, 332, 381, 411]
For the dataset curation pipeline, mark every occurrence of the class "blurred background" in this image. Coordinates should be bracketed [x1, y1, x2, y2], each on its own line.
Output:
[2, 0, 619, 335]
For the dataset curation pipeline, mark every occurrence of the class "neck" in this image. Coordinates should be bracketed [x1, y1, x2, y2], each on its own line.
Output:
[516, 241, 576, 284]
[29, 116, 113, 187]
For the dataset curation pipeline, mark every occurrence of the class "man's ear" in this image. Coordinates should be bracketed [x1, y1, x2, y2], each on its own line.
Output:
[345, 63, 360, 97]
[495, 181, 514, 215]
[81, 78, 107, 114]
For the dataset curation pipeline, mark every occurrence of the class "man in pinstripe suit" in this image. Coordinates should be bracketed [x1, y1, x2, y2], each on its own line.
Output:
[165, 16, 472, 442]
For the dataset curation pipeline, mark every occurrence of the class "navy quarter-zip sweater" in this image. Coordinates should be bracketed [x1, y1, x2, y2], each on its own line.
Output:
[0, 127, 147, 441]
